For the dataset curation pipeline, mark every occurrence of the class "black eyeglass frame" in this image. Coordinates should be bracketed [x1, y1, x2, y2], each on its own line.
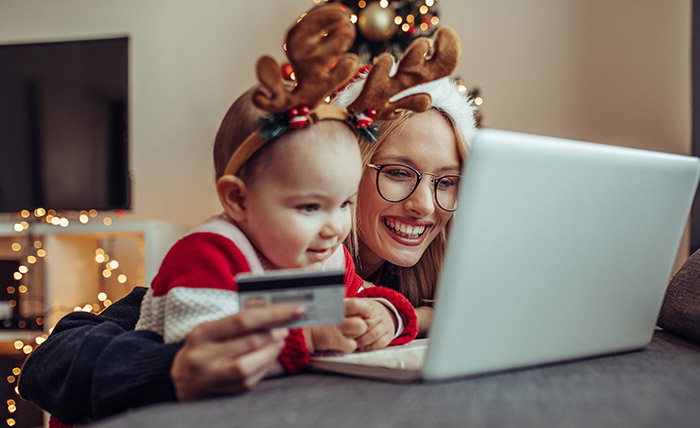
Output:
[366, 163, 461, 212]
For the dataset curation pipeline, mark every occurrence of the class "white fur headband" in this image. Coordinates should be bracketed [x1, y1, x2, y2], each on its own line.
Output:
[332, 67, 478, 147]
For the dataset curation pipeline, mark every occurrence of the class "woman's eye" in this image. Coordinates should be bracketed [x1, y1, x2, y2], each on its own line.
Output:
[436, 176, 459, 190]
[384, 168, 413, 180]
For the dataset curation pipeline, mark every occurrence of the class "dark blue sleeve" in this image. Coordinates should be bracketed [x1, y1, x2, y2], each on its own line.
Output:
[18, 287, 182, 423]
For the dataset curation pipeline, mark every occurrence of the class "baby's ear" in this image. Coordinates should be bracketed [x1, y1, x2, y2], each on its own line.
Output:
[216, 175, 248, 222]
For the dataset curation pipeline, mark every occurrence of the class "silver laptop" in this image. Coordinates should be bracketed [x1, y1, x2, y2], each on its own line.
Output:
[310, 128, 700, 382]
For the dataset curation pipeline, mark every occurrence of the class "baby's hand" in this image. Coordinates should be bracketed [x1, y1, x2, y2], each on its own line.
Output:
[345, 298, 398, 351]
[304, 300, 368, 353]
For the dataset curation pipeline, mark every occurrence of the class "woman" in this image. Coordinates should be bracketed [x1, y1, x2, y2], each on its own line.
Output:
[333, 73, 477, 336]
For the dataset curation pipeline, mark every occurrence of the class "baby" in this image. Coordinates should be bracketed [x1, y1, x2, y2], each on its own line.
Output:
[135, 5, 421, 374]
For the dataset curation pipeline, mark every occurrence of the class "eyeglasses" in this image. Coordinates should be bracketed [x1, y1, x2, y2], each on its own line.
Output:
[366, 163, 461, 212]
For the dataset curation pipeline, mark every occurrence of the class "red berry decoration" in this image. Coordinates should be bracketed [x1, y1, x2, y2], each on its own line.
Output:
[281, 63, 295, 81]
[356, 108, 376, 129]
[288, 105, 309, 129]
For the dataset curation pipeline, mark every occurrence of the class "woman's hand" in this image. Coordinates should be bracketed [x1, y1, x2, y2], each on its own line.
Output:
[416, 305, 434, 338]
[170, 304, 305, 401]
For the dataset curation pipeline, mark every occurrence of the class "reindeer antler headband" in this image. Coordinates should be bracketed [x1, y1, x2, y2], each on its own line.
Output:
[223, 4, 461, 176]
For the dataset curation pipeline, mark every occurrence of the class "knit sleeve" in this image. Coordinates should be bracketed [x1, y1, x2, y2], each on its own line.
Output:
[277, 328, 310, 373]
[136, 233, 252, 343]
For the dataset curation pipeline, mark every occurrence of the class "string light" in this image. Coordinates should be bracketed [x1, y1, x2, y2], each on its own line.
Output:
[6, 206, 134, 423]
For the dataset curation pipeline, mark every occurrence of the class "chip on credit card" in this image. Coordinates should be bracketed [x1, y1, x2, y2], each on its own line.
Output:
[236, 269, 345, 328]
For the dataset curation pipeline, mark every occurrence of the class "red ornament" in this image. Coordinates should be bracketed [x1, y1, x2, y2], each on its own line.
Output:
[288, 105, 309, 128]
[281, 63, 295, 81]
[407, 25, 416, 35]
[356, 108, 376, 129]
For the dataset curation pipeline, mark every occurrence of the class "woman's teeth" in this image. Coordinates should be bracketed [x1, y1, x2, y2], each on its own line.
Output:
[384, 218, 426, 239]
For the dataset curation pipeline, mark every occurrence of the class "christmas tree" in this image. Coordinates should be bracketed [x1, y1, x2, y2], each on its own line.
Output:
[317, 0, 482, 126]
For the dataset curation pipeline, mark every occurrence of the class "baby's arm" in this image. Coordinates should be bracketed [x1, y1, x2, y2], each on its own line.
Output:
[356, 284, 418, 346]
[345, 296, 398, 351]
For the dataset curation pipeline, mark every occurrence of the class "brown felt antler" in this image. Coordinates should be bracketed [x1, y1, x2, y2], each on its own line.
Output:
[253, 5, 359, 113]
[349, 27, 461, 121]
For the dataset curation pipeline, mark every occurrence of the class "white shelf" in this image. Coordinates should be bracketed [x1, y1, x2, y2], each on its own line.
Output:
[0, 220, 187, 329]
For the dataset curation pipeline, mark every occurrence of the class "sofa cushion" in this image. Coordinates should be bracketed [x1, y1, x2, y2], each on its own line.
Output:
[658, 249, 700, 342]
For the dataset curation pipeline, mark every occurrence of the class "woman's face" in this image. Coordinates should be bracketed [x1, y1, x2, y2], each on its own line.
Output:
[356, 109, 461, 274]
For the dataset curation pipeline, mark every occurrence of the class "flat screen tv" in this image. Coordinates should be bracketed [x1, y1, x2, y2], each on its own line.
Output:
[0, 37, 130, 213]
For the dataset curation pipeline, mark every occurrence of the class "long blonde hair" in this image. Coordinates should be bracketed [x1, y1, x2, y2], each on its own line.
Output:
[345, 108, 470, 306]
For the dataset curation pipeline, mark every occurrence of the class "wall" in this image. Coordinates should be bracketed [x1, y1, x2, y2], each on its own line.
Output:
[0, 0, 692, 265]
[0, 0, 311, 228]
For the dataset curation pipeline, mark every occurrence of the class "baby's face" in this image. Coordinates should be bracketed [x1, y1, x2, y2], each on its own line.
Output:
[243, 122, 361, 269]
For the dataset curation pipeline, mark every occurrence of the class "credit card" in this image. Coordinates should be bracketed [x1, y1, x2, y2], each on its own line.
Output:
[236, 269, 345, 328]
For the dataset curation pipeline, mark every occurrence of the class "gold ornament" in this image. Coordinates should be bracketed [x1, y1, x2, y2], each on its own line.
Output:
[357, 2, 397, 42]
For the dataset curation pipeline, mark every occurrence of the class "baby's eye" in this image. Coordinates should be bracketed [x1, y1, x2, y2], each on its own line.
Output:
[341, 199, 354, 210]
[298, 204, 320, 213]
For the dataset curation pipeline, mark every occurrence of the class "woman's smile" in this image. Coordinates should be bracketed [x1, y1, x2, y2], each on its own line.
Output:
[382, 216, 431, 245]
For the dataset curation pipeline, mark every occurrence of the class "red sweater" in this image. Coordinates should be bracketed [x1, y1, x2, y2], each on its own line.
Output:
[136, 215, 417, 372]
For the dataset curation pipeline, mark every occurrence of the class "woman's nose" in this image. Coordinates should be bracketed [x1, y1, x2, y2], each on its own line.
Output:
[403, 177, 436, 217]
